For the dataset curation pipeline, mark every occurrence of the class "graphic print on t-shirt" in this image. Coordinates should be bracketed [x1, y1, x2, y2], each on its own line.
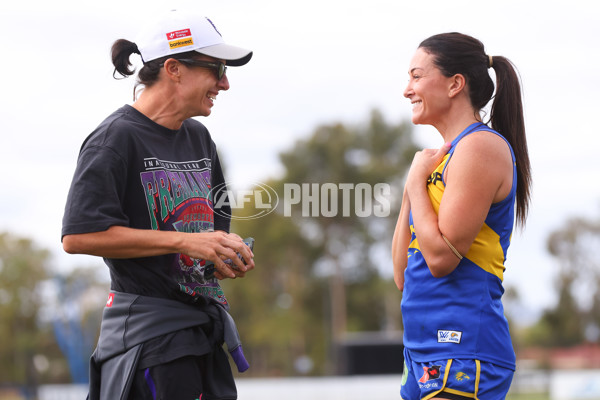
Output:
[139, 157, 228, 305]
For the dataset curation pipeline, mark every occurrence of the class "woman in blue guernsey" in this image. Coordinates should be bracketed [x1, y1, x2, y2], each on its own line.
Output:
[392, 33, 531, 400]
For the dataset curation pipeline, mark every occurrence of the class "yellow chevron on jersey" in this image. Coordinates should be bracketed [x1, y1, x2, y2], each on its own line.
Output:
[419, 152, 507, 281]
[426, 153, 449, 214]
[408, 223, 419, 255]
[465, 223, 505, 281]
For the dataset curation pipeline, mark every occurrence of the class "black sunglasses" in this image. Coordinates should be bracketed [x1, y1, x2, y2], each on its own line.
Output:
[176, 58, 227, 80]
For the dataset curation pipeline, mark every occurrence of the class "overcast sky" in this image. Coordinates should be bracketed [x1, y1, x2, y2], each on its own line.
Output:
[1, 0, 599, 322]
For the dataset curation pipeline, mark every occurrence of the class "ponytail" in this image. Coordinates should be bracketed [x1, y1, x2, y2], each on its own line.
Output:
[110, 39, 199, 95]
[111, 39, 141, 79]
[489, 56, 531, 228]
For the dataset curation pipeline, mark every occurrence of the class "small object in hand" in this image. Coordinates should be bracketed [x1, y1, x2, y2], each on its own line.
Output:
[226, 237, 255, 270]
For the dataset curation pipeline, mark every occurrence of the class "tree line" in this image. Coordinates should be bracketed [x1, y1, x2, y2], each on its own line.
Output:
[1, 110, 598, 385]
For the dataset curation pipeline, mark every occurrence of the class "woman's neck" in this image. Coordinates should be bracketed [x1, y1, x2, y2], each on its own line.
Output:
[132, 86, 186, 131]
[434, 103, 482, 143]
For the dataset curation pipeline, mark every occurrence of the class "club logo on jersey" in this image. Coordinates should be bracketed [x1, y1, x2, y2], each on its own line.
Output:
[419, 365, 441, 383]
[455, 371, 471, 382]
[438, 330, 462, 344]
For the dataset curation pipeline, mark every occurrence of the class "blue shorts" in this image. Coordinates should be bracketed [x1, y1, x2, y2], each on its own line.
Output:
[400, 348, 513, 399]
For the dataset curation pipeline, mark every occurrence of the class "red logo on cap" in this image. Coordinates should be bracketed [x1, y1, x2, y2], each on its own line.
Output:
[166, 29, 191, 40]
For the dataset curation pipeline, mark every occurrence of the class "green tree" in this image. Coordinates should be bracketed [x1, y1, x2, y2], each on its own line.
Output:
[0, 232, 109, 386]
[525, 216, 600, 347]
[278, 110, 416, 341]
[50, 266, 109, 383]
[0, 232, 50, 385]
[224, 179, 327, 376]
[224, 110, 417, 375]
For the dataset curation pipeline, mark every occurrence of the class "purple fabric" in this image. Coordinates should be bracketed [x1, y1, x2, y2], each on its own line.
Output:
[144, 368, 157, 400]
[230, 346, 250, 372]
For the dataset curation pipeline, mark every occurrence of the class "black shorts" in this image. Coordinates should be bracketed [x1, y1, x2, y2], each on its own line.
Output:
[128, 350, 237, 400]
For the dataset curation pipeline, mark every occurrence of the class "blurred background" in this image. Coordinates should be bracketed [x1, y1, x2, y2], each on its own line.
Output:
[1, 0, 599, 399]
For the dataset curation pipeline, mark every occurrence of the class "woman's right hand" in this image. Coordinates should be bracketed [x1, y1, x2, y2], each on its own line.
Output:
[181, 231, 255, 279]
[63, 226, 254, 279]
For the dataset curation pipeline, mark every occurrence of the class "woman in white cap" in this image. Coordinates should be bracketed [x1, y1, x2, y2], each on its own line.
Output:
[62, 9, 254, 400]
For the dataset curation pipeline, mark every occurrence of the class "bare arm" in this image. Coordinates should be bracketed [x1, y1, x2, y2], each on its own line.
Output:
[406, 132, 513, 277]
[392, 186, 411, 291]
[62, 226, 255, 279]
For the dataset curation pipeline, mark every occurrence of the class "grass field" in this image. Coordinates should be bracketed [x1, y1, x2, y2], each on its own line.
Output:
[507, 394, 550, 400]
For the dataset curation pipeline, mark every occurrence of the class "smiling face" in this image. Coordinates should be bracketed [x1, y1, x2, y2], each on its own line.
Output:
[403, 48, 454, 127]
[178, 55, 230, 117]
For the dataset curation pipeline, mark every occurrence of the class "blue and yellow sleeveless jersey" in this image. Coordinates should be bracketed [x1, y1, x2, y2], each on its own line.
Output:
[401, 122, 517, 370]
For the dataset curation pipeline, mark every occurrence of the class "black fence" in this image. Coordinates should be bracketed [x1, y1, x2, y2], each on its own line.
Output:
[337, 331, 404, 375]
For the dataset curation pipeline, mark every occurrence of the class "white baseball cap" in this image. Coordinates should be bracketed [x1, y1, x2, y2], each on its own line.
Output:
[136, 9, 253, 66]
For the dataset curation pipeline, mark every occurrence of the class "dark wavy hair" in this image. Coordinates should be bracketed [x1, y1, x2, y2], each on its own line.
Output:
[110, 39, 197, 97]
[419, 32, 531, 227]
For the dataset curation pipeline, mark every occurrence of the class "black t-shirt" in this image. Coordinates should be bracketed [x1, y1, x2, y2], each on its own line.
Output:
[62, 105, 232, 308]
